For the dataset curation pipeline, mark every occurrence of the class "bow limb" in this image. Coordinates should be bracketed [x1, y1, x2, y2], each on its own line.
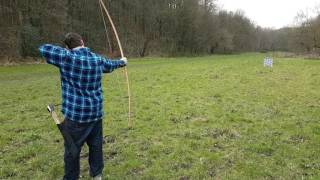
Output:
[99, 0, 132, 128]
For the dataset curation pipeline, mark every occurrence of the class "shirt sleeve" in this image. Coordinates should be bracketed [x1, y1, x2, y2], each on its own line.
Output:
[101, 57, 126, 73]
[39, 44, 68, 67]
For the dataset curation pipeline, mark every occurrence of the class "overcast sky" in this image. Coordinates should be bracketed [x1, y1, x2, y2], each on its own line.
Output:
[217, 0, 320, 29]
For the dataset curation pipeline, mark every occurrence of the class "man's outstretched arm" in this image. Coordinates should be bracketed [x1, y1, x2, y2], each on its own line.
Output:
[39, 44, 68, 67]
[101, 57, 127, 73]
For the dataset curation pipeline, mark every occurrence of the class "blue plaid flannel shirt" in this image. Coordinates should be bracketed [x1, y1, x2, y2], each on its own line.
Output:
[39, 44, 125, 123]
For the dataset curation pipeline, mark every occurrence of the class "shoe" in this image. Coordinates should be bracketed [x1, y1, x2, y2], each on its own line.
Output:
[93, 174, 102, 180]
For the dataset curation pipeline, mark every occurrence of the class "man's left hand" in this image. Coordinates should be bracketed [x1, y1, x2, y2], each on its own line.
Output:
[121, 57, 128, 66]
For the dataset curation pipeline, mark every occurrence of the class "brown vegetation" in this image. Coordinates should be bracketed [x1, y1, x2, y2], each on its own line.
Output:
[0, 0, 319, 63]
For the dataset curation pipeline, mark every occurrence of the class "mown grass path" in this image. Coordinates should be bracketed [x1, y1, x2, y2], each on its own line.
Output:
[0, 54, 320, 179]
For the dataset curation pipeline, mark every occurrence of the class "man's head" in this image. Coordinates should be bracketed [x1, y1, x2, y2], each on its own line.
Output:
[63, 33, 84, 49]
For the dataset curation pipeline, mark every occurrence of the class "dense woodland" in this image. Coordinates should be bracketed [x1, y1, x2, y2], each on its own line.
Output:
[0, 0, 320, 62]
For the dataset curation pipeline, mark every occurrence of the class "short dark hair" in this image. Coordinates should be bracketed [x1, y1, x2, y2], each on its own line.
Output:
[63, 33, 83, 49]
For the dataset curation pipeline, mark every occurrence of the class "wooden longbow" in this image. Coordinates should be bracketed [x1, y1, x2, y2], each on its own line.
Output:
[99, 0, 132, 128]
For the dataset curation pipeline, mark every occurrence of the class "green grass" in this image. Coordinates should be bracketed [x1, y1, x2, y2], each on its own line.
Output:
[1, 53, 320, 179]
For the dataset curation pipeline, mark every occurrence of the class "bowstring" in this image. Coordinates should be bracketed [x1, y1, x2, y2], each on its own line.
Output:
[99, 1, 112, 53]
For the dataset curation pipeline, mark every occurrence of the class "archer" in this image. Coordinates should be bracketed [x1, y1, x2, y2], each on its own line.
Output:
[39, 32, 127, 180]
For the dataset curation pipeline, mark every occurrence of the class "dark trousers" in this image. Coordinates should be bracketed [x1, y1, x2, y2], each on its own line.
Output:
[63, 119, 104, 180]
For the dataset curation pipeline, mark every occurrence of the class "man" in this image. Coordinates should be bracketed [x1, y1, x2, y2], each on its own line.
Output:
[39, 32, 127, 180]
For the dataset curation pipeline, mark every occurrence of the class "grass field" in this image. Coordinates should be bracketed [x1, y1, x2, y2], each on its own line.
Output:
[0, 53, 320, 179]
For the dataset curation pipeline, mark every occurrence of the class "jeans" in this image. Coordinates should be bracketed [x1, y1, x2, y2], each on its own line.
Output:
[63, 119, 104, 180]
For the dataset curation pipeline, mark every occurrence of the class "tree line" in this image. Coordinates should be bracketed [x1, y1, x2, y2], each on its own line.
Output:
[0, 0, 319, 63]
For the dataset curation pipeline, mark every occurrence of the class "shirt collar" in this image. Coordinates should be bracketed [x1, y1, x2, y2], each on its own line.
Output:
[72, 46, 90, 51]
